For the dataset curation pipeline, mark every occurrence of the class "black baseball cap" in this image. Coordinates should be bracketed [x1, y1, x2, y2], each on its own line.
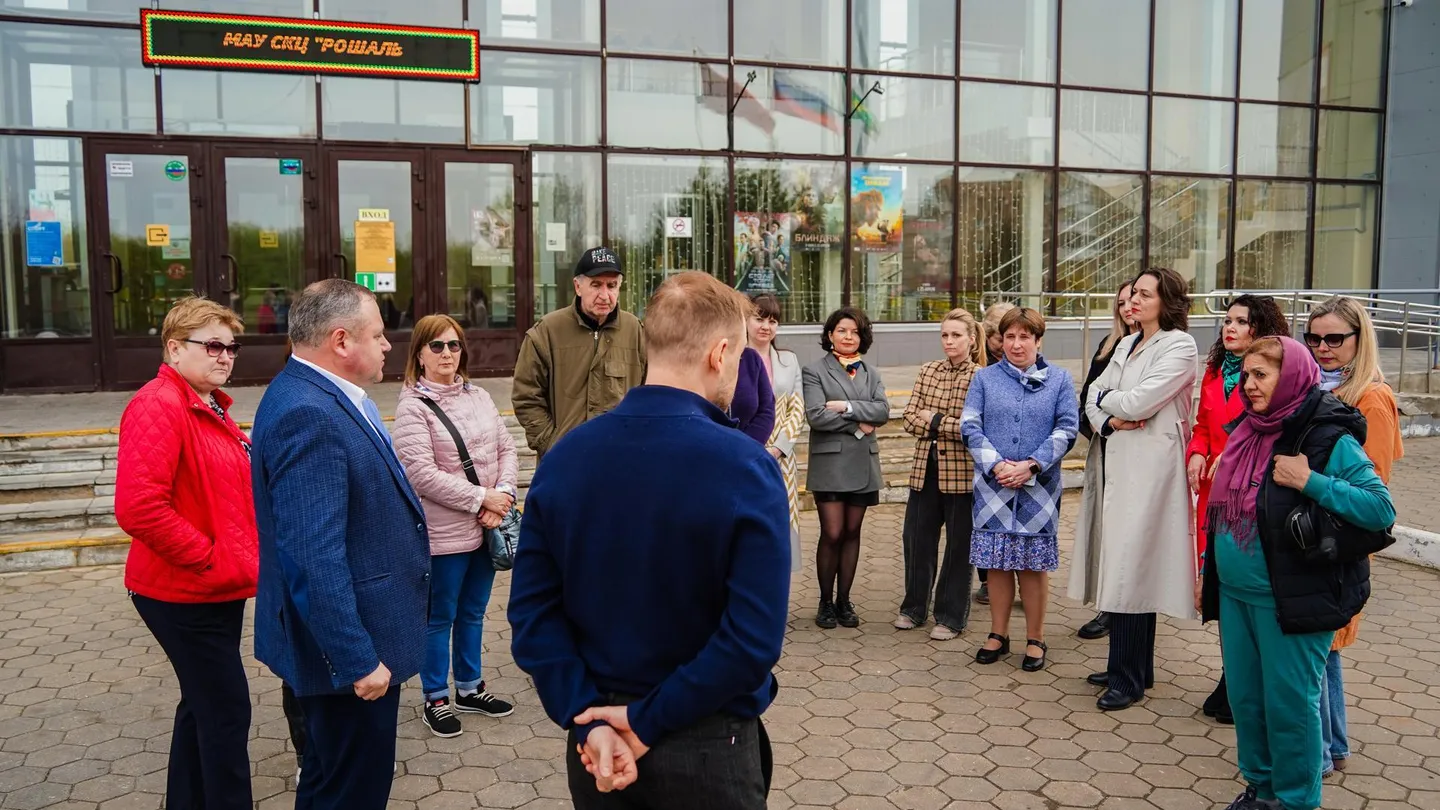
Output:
[574, 246, 623, 277]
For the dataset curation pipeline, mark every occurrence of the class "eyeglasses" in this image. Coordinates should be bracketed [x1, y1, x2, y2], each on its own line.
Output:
[427, 340, 463, 354]
[185, 339, 241, 358]
[1303, 331, 1357, 349]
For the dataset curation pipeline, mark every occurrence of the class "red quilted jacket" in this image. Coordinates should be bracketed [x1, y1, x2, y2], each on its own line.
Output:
[116, 364, 258, 603]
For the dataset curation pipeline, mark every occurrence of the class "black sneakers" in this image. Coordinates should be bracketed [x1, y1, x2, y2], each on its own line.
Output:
[422, 697, 463, 738]
[454, 689, 515, 718]
[1224, 786, 1280, 809]
[816, 599, 838, 629]
[836, 601, 860, 628]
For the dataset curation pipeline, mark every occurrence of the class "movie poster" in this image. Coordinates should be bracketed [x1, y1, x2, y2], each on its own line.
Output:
[734, 212, 794, 294]
[790, 182, 843, 252]
[471, 206, 515, 267]
[905, 218, 950, 294]
[850, 168, 903, 252]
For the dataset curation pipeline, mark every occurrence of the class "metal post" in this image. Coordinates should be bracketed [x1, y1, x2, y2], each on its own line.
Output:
[1399, 301, 1410, 396]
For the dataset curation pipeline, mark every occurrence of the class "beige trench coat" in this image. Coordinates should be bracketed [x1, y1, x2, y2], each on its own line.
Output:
[1068, 329, 1199, 620]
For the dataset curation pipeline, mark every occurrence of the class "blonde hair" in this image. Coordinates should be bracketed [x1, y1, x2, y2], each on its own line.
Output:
[941, 308, 986, 367]
[161, 297, 243, 350]
[644, 271, 754, 366]
[1101, 282, 1134, 357]
[406, 314, 467, 386]
[1308, 295, 1384, 407]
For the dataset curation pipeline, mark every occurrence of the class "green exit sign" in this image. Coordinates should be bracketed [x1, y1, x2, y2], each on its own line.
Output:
[355, 272, 376, 291]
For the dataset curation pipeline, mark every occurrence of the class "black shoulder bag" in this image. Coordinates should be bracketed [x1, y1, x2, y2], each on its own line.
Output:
[1284, 423, 1395, 565]
[418, 397, 520, 571]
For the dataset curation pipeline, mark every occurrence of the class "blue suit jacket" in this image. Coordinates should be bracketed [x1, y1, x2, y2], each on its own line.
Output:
[251, 359, 431, 696]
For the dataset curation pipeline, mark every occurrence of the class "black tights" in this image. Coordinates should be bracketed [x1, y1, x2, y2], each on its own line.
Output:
[816, 502, 869, 604]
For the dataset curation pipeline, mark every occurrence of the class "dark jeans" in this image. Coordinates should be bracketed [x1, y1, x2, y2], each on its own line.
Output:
[295, 686, 401, 810]
[899, 457, 974, 630]
[131, 594, 252, 810]
[567, 714, 772, 810]
[1107, 612, 1158, 700]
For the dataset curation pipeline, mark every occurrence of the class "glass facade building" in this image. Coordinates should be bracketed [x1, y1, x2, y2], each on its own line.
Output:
[0, 0, 1390, 390]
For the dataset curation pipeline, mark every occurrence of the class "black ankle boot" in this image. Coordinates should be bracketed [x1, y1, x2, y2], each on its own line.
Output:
[815, 599, 838, 629]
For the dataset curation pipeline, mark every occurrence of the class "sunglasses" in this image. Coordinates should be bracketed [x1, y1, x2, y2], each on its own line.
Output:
[1303, 331, 1357, 349]
[426, 340, 463, 354]
[185, 339, 241, 358]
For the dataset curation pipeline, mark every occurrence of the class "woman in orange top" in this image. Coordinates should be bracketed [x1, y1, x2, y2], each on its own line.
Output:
[1306, 296, 1404, 775]
[1186, 295, 1289, 725]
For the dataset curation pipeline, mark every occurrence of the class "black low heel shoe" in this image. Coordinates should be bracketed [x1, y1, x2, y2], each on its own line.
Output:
[1021, 639, 1048, 672]
[975, 633, 1010, 664]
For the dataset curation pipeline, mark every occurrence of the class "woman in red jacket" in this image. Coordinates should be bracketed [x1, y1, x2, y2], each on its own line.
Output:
[115, 297, 256, 810]
[1185, 293, 1288, 725]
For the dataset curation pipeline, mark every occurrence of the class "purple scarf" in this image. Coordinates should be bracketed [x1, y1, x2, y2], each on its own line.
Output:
[1205, 337, 1320, 546]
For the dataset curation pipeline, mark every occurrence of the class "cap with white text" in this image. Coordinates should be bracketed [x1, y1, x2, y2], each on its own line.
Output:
[574, 246, 623, 277]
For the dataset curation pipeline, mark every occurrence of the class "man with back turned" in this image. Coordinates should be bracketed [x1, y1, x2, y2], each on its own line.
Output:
[508, 271, 791, 808]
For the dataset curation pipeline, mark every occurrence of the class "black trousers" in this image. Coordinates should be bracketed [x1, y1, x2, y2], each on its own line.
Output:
[899, 456, 974, 630]
[568, 714, 772, 810]
[281, 683, 308, 761]
[1107, 612, 1158, 700]
[294, 686, 401, 810]
[131, 594, 252, 810]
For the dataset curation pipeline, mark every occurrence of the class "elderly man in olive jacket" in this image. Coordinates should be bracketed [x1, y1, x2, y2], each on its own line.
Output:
[512, 247, 646, 458]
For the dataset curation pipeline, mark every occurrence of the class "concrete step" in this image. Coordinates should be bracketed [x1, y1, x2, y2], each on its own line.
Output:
[0, 527, 131, 572]
[0, 470, 114, 505]
[0, 496, 118, 533]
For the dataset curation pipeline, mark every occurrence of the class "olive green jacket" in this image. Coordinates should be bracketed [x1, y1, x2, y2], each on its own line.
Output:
[512, 302, 646, 458]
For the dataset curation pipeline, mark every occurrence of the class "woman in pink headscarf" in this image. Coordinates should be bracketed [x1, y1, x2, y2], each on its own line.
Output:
[1196, 336, 1394, 810]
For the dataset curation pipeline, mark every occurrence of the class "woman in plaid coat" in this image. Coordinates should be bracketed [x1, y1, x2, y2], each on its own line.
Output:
[895, 308, 986, 640]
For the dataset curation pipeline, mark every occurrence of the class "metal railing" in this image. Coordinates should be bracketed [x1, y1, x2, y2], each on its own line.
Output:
[980, 289, 1440, 395]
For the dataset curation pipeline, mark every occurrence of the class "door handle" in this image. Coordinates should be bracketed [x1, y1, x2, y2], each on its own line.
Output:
[334, 252, 350, 280]
[103, 252, 123, 295]
[221, 254, 239, 294]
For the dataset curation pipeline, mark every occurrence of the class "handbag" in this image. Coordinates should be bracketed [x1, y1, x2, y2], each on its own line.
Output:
[1283, 423, 1395, 565]
[419, 396, 521, 572]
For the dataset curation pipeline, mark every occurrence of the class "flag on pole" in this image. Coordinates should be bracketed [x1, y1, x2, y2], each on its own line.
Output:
[699, 64, 775, 135]
[772, 71, 843, 134]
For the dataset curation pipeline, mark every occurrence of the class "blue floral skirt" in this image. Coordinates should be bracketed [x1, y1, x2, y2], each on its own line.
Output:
[969, 530, 1059, 572]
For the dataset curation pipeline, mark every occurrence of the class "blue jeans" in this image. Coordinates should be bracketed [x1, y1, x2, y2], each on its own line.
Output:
[1319, 649, 1350, 769]
[422, 548, 496, 701]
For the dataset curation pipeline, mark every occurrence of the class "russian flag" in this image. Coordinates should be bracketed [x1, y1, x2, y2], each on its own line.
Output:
[773, 71, 842, 134]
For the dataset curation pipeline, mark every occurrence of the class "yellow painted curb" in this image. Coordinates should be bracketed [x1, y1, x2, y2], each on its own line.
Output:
[0, 534, 130, 555]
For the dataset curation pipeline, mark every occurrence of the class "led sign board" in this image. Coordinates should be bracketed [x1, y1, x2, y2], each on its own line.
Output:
[140, 9, 480, 82]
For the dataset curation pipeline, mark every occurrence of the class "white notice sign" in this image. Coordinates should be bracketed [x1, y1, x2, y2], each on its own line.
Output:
[109, 160, 134, 178]
[665, 216, 693, 239]
[544, 222, 567, 252]
[374, 273, 397, 292]
[357, 208, 390, 222]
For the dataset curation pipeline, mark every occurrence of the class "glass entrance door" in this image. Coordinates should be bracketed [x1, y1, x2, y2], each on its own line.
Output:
[327, 150, 424, 378]
[90, 143, 208, 387]
[433, 153, 530, 375]
[212, 145, 320, 385]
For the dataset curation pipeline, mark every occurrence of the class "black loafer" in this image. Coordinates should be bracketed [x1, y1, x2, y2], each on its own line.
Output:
[1086, 671, 1109, 687]
[975, 633, 1009, 664]
[1021, 639, 1047, 672]
[1078, 613, 1111, 640]
[1097, 689, 1137, 712]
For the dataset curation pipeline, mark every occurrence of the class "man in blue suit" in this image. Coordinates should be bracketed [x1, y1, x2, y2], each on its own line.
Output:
[251, 279, 430, 810]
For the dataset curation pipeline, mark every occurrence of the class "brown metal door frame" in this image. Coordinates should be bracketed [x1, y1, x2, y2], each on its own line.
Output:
[83, 137, 210, 389]
[425, 147, 532, 375]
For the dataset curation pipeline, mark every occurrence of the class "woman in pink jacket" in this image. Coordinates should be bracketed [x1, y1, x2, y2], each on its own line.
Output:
[393, 314, 519, 738]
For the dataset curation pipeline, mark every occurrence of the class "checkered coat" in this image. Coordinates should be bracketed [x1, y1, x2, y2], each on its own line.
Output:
[901, 360, 977, 493]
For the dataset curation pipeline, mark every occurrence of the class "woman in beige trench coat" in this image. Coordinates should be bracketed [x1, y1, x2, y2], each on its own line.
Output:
[1069, 268, 1198, 712]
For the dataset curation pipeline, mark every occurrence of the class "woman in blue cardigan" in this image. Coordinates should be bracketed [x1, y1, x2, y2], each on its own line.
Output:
[961, 307, 1079, 671]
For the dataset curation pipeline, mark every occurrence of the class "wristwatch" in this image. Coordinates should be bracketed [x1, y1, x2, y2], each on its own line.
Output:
[1028, 461, 1041, 476]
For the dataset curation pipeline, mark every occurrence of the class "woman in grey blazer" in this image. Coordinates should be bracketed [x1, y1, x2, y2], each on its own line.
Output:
[803, 307, 889, 630]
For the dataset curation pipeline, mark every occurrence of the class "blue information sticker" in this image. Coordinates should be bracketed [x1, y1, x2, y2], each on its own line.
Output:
[279, 158, 302, 175]
[25, 221, 63, 267]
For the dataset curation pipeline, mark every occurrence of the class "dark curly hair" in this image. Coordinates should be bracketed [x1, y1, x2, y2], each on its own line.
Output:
[819, 306, 874, 354]
[1206, 294, 1290, 373]
[1130, 268, 1190, 333]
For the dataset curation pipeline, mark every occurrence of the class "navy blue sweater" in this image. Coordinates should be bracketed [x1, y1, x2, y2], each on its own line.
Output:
[508, 385, 791, 746]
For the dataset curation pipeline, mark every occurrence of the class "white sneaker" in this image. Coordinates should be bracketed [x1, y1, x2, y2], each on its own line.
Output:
[929, 624, 959, 641]
[894, 614, 917, 630]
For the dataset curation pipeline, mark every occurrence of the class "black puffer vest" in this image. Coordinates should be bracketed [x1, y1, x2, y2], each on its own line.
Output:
[1201, 388, 1373, 635]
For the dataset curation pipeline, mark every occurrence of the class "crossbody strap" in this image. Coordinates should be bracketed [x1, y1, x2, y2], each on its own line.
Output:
[418, 396, 481, 486]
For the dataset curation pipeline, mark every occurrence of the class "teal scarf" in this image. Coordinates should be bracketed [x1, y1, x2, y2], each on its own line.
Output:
[1221, 352, 1243, 398]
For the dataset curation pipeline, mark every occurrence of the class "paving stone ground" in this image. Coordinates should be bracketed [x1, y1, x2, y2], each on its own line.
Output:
[3, 501, 1440, 810]
[1389, 439, 1440, 534]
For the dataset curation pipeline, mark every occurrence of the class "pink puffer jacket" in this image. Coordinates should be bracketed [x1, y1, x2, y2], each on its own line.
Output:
[392, 378, 518, 556]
